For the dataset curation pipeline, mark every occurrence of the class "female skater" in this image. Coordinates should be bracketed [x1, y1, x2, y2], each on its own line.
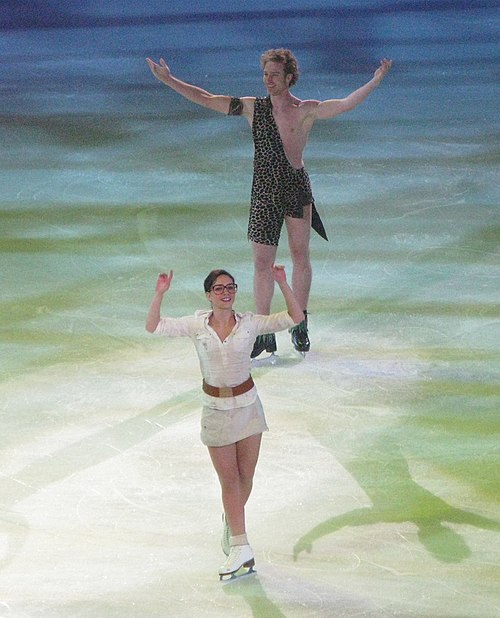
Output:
[146, 265, 303, 578]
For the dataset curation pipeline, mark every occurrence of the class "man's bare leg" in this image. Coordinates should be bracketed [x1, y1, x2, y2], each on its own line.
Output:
[251, 241, 278, 314]
[285, 204, 312, 311]
[250, 241, 278, 357]
[285, 205, 312, 353]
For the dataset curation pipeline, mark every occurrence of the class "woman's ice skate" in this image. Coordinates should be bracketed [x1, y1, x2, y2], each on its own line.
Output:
[218, 544, 255, 581]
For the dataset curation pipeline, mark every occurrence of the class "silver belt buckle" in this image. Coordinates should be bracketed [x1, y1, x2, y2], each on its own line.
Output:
[218, 386, 234, 398]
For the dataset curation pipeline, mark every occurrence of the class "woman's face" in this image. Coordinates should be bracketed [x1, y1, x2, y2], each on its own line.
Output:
[206, 274, 237, 309]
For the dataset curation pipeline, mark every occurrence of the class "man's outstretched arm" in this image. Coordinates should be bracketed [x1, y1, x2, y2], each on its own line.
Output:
[146, 57, 232, 114]
[312, 58, 393, 120]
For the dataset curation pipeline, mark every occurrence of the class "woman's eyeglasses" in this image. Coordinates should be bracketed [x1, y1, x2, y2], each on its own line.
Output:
[211, 283, 238, 295]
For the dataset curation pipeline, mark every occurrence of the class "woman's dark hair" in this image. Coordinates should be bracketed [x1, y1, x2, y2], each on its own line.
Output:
[203, 269, 235, 293]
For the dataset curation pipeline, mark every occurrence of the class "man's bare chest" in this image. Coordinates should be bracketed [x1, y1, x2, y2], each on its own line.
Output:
[272, 108, 304, 138]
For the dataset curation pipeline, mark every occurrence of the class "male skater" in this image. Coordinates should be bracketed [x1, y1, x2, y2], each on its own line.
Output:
[147, 49, 392, 357]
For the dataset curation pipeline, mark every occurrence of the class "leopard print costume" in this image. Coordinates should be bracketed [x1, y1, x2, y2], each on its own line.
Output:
[228, 96, 328, 246]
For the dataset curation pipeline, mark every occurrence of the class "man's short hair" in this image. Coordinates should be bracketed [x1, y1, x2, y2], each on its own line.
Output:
[260, 48, 300, 87]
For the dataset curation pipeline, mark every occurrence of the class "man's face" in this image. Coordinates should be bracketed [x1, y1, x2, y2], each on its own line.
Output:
[262, 61, 292, 95]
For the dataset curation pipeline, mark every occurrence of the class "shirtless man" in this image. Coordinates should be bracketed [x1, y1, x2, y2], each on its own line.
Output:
[146, 49, 392, 357]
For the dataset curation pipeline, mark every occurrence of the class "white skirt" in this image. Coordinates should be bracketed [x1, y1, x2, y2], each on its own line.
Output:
[200, 396, 268, 447]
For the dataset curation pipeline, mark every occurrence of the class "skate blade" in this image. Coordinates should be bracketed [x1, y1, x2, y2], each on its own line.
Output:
[219, 567, 257, 584]
[219, 564, 256, 582]
[251, 352, 278, 366]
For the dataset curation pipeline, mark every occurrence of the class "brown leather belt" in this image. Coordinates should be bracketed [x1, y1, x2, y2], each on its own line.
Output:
[202, 376, 254, 398]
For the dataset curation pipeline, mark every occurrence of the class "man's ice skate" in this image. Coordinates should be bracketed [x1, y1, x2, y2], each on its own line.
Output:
[251, 333, 277, 361]
[221, 513, 231, 556]
[218, 544, 255, 581]
[290, 310, 309, 356]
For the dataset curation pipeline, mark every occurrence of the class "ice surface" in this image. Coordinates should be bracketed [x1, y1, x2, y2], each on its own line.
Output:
[1, 2, 499, 616]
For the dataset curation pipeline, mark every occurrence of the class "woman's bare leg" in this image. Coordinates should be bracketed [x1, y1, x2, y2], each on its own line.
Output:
[208, 433, 262, 536]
